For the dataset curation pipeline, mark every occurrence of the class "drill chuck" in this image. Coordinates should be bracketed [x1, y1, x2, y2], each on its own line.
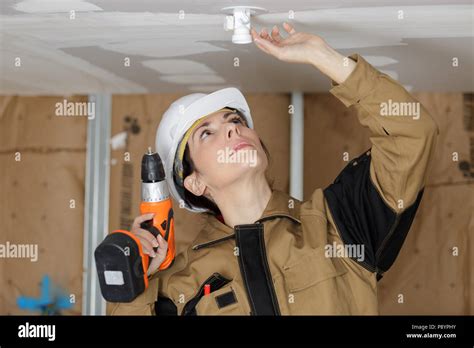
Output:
[141, 147, 165, 182]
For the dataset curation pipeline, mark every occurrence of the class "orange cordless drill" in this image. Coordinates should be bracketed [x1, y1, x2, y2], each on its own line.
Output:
[95, 148, 175, 302]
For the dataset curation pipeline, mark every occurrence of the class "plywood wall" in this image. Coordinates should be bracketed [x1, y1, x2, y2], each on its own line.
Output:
[303, 92, 473, 314]
[0, 96, 87, 315]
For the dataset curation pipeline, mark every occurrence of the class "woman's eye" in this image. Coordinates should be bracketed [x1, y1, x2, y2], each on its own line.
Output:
[200, 129, 211, 139]
[199, 116, 243, 140]
[230, 116, 243, 124]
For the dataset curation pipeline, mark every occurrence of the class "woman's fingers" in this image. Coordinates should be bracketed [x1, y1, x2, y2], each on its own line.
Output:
[252, 27, 277, 43]
[146, 235, 169, 275]
[260, 28, 277, 45]
[135, 229, 158, 257]
[136, 237, 155, 257]
[271, 25, 283, 42]
[251, 23, 296, 43]
[252, 22, 326, 65]
[129, 213, 168, 267]
[136, 228, 159, 247]
[251, 24, 298, 59]
[260, 27, 269, 39]
[131, 213, 155, 229]
[255, 32, 282, 57]
[283, 22, 296, 35]
[155, 234, 168, 257]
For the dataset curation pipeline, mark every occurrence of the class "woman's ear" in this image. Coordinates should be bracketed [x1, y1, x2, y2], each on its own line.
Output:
[183, 172, 206, 197]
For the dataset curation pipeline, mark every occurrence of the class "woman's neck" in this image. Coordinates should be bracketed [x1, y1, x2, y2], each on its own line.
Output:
[211, 174, 272, 228]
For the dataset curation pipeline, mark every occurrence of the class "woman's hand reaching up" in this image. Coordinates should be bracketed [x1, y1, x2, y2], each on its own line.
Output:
[250, 22, 328, 65]
[250, 22, 357, 85]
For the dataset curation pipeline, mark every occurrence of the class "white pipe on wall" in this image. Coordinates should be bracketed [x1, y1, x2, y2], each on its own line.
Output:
[290, 91, 304, 201]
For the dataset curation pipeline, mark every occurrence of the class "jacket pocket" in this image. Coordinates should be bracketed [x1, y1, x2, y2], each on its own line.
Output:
[182, 273, 247, 315]
[282, 246, 355, 314]
[195, 282, 247, 315]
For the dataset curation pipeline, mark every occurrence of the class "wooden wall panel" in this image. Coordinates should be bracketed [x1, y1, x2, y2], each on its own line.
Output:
[0, 96, 87, 315]
[303, 93, 371, 198]
[415, 93, 469, 186]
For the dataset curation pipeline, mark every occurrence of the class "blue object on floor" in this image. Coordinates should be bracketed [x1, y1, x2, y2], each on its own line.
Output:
[17, 275, 73, 315]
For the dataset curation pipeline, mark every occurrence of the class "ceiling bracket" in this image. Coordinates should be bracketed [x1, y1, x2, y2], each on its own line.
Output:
[221, 6, 267, 44]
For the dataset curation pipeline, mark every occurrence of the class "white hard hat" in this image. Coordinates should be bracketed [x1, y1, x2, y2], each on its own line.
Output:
[155, 87, 253, 213]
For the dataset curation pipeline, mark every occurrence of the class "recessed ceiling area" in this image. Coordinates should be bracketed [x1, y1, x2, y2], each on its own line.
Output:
[0, 0, 472, 95]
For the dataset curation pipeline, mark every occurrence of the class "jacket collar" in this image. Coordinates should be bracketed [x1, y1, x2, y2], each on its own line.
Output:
[255, 188, 302, 224]
[193, 189, 301, 250]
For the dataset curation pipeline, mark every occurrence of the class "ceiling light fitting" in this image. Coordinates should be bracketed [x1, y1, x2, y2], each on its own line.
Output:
[221, 6, 267, 44]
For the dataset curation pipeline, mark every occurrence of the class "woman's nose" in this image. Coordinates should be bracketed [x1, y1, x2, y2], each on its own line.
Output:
[226, 123, 240, 139]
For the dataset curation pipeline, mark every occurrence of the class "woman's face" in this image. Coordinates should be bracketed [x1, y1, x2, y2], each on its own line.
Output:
[183, 109, 268, 198]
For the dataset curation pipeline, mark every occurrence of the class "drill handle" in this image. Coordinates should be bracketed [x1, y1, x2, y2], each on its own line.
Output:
[139, 208, 174, 242]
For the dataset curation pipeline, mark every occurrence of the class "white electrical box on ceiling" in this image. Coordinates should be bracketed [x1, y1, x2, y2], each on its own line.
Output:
[221, 6, 268, 44]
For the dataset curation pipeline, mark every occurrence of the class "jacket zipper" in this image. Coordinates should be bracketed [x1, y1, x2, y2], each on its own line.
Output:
[192, 234, 235, 251]
[192, 214, 299, 251]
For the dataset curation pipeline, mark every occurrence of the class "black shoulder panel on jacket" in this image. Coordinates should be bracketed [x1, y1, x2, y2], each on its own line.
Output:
[323, 149, 423, 277]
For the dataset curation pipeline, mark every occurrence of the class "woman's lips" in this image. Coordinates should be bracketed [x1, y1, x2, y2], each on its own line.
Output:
[233, 142, 252, 152]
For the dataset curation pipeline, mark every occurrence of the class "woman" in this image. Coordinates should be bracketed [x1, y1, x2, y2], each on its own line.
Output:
[111, 23, 438, 315]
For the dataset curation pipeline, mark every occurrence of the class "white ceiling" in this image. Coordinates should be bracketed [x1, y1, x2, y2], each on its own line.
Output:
[0, 0, 473, 95]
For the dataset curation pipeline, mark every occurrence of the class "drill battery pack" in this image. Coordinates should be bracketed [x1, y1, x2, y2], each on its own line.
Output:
[95, 230, 150, 303]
